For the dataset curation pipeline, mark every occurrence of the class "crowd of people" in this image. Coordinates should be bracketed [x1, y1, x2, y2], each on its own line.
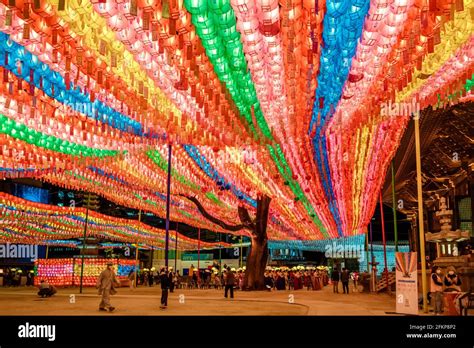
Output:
[1, 268, 35, 287]
[127, 264, 239, 292]
[330, 267, 360, 294]
[5, 253, 470, 316]
[263, 267, 331, 291]
[126, 265, 352, 293]
[128, 267, 181, 290]
[120, 264, 239, 310]
[131, 264, 362, 294]
[108, 265, 359, 293]
[20, 261, 362, 312]
[27, 261, 470, 315]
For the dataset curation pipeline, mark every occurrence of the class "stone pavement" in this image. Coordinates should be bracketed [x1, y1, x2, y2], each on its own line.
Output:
[0, 284, 402, 316]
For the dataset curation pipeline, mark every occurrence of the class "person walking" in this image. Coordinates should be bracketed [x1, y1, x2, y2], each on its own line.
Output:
[351, 271, 359, 292]
[239, 271, 245, 290]
[13, 269, 20, 287]
[276, 272, 286, 290]
[194, 270, 200, 289]
[288, 271, 296, 290]
[96, 262, 120, 312]
[4, 269, 10, 287]
[211, 271, 216, 288]
[430, 266, 444, 315]
[264, 272, 273, 291]
[341, 268, 350, 294]
[214, 272, 221, 289]
[189, 264, 195, 285]
[304, 271, 313, 290]
[128, 269, 136, 290]
[175, 270, 181, 289]
[293, 272, 302, 290]
[169, 267, 175, 293]
[331, 267, 340, 293]
[224, 267, 235, 299]
[159, 267, 170, 309]
[26, 270, 34, 287]
[313, 271, 322, 291]
[148, 269, 154, 287]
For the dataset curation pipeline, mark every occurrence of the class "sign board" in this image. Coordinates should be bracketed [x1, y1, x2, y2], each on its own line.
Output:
[395, 252, 418, 315]
[181, 253, 213, 261]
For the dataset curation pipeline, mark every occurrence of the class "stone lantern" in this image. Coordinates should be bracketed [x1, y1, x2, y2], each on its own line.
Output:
[425, 197, 472, 290]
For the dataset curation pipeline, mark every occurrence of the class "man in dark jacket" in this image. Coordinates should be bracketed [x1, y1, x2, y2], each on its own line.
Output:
[168, 267, 175, 293]
[224, 267, 235, 299]
[430, 266, 444, 314]
[331, 267, 340, 293]
[341, 268, 350, 294]
[148, 270, 154, 287]
[159, 267, 170, 309]
[264, 272, 273, 291]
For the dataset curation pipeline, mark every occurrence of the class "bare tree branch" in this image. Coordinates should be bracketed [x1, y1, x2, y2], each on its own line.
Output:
[238, 205, 256, 231]
[180, 195, 249, 231]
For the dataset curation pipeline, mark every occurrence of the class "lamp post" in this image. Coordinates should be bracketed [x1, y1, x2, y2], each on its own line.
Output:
[369, 220, 376, 292]
[134, 208, 141, 288]
[391, 161, 399, 252]
[414, 113, 428, 313]
[79, 192, 91, 294]
[197, 228, 201, 282]
[175, 223, 179, 271]
[365, 231, 369, 273]
[165, 143, 172, 268]
[219, 233, 222, 268]
[379, 192, 390, 294]
[240, 235, 243, 268]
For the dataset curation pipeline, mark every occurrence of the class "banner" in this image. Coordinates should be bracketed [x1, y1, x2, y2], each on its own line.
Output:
[395, 252, 418, 315]
[181, 253, 214, 261]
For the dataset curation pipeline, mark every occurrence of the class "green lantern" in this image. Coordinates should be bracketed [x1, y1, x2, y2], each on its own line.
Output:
[207, 0, 232, 15]
[184, 0, 207, 14]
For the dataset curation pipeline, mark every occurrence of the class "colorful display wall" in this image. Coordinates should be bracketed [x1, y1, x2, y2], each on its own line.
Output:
[0, 192, 230, 249]
[34, 258, 137, 287]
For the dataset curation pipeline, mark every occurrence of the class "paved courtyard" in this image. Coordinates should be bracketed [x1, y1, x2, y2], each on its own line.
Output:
[0, 285, 399, 316]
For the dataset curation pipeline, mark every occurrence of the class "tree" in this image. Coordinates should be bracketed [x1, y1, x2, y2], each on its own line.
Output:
[180, 194, 271, 290]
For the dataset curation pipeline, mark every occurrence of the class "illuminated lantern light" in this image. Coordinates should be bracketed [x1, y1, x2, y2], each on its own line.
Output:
[230, 0, 329, 236]
[0, 192, 232, 248]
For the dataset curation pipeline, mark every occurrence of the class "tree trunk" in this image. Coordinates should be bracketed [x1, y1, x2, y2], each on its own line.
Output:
[244, 236, 268, 290]
[181, 193, 271, 291]
[244, 194, 271, 290]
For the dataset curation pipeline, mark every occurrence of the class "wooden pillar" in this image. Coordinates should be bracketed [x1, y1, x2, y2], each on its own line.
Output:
[414, 113, 428, 313]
